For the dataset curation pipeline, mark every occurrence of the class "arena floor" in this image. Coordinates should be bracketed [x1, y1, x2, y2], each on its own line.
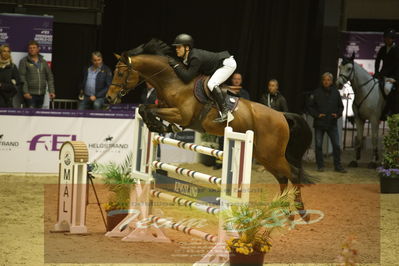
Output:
[1, 155, 398, 266]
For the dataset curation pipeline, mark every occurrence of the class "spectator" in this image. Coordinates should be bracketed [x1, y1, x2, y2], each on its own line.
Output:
[307, 72, 346, 173]
[259, 79, 288, 112]
[0, 44, 21, 107]
[78, 51, 112, 110]
[19, 40, 55, 108]
[140, 81, 157, 104]
[228, 72, 250, 100]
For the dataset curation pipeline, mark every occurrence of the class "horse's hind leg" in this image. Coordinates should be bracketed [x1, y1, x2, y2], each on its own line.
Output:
[289, 167, 310, 223]
[259, 156, 308, 223]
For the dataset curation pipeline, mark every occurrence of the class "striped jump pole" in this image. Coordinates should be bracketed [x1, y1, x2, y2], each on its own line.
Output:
[149, 215, 218, 243]
[152, 160, 222, 185]
[154, 135, 223, 160]
[150, 189, 220, 215]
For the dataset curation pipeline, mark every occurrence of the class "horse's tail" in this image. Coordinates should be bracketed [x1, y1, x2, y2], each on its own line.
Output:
[283, 112, 318, 185]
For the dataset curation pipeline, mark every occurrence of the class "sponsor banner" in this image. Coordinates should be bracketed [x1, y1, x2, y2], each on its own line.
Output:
[0, 109, 135, 173]
[0, 13, 53, 54]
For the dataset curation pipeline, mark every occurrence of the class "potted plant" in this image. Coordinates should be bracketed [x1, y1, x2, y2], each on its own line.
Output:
[377, 114, 399, 193]
[93, 153, 137, 231]
[223, 187, 298, 266]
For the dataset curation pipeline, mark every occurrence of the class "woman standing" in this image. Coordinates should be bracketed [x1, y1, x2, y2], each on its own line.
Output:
[0, 44, 21, 107]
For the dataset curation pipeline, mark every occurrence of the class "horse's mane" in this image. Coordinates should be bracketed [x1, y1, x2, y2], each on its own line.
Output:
[341, 56, 353, 65]
[124, 38, 173, 58]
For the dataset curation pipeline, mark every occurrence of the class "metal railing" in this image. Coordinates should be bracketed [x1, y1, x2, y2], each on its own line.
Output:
[50, 99, 79, 110]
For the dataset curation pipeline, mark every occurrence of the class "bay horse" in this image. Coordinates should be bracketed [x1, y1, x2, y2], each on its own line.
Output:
[337, 53, 386, 168]
[106, 39, 314, 220]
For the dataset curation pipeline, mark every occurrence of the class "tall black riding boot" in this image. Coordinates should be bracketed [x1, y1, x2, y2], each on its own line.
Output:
[211, 85, 228, 123]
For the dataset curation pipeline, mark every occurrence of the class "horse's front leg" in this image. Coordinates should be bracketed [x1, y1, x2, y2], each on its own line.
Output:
[138, 104, 170, 133]
[349, 116, 365, 167]
[368, 118, 380, 168]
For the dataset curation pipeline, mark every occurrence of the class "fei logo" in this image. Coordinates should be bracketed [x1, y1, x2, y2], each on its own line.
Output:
[27, 134, 77, 151]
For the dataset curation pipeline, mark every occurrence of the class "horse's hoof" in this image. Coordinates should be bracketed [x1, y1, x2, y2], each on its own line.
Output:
[170, 124, 182, 133]
[368, 162, 378, 169]
[348, 161, 358, 167]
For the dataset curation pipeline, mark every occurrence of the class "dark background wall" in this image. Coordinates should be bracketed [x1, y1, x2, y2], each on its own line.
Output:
[100, 0, 324, 112]
[3, 0, 375, 113]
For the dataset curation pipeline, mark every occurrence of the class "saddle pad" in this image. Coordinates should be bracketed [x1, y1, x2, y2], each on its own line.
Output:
[193, 76, 239, 112]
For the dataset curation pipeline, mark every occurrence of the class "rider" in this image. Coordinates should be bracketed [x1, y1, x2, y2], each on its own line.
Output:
[168, 34, 237, 122]
[375, 28, 399, 95]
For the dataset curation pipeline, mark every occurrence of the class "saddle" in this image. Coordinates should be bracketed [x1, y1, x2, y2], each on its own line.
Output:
[187, 76, 240, 132]
[193, 76, 240, 111]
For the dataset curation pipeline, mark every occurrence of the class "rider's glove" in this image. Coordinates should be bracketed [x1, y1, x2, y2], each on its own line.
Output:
[168, 56, 180, 68]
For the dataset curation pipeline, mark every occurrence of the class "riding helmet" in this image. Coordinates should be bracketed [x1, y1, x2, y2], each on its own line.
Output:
[172, 34, 194, 48]
[383, 28, 396, 39]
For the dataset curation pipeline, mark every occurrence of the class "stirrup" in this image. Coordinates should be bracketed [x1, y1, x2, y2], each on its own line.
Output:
[213, 111, 228, 123]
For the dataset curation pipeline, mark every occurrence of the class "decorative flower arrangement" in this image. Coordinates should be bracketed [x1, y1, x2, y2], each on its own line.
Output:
[223, 187, 298, 255]
[92, 153, 136, 211]
[377, 114, 399, 178]
[337, 236, 358, 266]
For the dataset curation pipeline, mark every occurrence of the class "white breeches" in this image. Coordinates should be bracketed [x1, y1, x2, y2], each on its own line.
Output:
[207, 56, 237, 91]
[384, 77, 396, 95]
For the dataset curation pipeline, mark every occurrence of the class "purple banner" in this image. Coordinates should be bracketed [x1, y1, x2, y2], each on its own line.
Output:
[0, 13, 53, 53]
[341, 31, 399, 59]
[0, 108, 135, 119]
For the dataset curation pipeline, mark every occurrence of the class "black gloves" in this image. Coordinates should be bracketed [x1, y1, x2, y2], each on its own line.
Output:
[167, 56, 180, 68]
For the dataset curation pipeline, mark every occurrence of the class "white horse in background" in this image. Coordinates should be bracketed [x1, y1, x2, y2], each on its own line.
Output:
[336, 53, 386, 168]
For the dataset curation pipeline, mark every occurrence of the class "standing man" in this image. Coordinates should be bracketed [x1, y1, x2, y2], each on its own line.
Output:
[307, 72, 346, 173]
[19, 40, 55, 108]
[228, 72, 250, 100]
[140, 81, 157, 104]
[375, 28, 399, 114]
[78, 51, 112, 110]
[259, 79, 288, 112]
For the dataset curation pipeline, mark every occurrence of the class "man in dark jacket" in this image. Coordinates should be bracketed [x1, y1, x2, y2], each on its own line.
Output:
[375, 28, 399, 114]
[78, 51, 112, 110]
[307, 72, 346, 173]
[19, 40, 55, 108]
[259, 79, 288, 112]
[140, 81, 157, 104]
[0, 44, 21, 107]
[228, 72, 250, 100]
[168, 34, 236, 122]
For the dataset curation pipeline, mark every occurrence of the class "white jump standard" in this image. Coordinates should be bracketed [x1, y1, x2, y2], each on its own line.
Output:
[106, 109, 254, 264]
[53, 141, 89, 234]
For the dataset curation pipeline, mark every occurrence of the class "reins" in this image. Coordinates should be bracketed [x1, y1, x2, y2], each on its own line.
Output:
[112, 57, 169, 98]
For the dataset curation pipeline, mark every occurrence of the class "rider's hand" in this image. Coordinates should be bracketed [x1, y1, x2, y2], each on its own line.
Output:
[319, 113, 326, 118]
[90, 95, 96, 101]
[168, 56, 179, 68]
[331, 113, 337, 118]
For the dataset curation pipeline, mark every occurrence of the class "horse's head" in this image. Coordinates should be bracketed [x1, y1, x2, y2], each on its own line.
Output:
[336, 52, 355, 89]
[105, 53, 140, 105]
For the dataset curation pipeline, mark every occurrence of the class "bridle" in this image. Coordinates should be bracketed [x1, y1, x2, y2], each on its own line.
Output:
[110, 57, 138, 98]
[338, 60, 378, 110]
[111, 56, 169, 98]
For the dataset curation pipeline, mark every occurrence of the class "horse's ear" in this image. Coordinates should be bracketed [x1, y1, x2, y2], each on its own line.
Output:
[351, 52, 355, 60]
[114, 53, 121, 60]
